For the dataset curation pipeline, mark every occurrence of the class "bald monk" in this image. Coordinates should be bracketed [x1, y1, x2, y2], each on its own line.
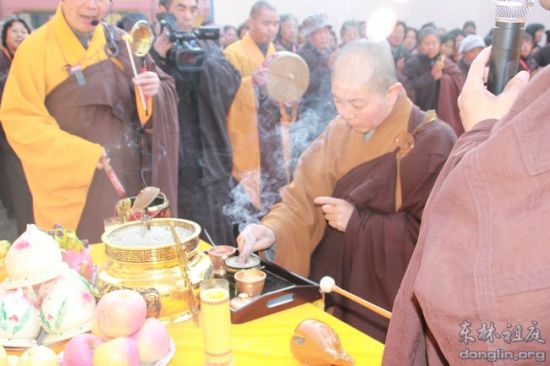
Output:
[237, 40, 456, 342]
[0, 0, 179, 242]
[383, 2, 550, 363]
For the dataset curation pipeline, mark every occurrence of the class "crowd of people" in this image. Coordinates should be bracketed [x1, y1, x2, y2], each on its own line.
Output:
[0, 0, 549, 364]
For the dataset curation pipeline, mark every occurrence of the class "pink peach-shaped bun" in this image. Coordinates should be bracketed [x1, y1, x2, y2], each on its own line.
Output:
[63, 334, 103, 366]
[92, 337, 139, 366]
[96, 290, 146, 338]
[132, 318, 170, 364]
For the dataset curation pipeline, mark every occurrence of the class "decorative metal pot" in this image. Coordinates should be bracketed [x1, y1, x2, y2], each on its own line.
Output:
[96, 218, 213, 323]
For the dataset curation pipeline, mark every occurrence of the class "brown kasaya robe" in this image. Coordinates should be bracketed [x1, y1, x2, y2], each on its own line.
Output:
[44, 32, 178, 243]
[262, 95, 456, 342]
[437, 61, 467, 137]
[309, 105, 456, 343]
[384, 66, 550, 365]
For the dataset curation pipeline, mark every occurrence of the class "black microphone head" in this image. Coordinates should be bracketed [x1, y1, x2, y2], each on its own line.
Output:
[91, 19, 100, 26]
[492, 0, 534, 23]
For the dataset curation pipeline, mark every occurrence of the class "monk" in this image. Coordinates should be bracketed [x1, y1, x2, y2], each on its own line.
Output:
[0, 0, 179, 243]
[237, 40, 456, 343]
[383, 2, 550, 364]
[224, 1, 287, 213]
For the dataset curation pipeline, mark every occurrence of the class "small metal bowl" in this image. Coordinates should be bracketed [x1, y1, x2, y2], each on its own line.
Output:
[207, 246, 237, 275]
[234, 269, 266, 297]
[224, 256, 261, 275]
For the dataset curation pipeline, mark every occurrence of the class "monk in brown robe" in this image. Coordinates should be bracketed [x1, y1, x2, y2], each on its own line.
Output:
[0, 0, 179, 243]
[237, 40, 456, 343]
[437, 35, 486, 137]
[383, 5, 550, 363]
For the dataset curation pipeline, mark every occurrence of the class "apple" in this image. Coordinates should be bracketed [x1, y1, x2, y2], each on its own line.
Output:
[92, 337, 139, 366]
[63, 334, 103, 366]
[91, 319, 110, 341]
[96, 290, 147, 338]
[17, 346, 58, 366]
[132, 318, 170, 364]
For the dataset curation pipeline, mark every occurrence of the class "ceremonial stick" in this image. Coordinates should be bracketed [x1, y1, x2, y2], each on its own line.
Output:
[122, 34, 148, 116]
[170, 221, 199, 325]
[100, 155, 126, 197]
[320, 276, 392, 320]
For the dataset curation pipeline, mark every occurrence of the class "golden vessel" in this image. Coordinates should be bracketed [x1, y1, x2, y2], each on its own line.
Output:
[96, 218, 213, 324]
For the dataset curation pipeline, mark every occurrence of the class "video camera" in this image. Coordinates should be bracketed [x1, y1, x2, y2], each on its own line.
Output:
[157, 12, 220, 70]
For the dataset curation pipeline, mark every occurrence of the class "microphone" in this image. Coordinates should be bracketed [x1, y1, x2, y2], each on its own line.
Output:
[487, 0, 534, 94]
[91, 19, 99, 26]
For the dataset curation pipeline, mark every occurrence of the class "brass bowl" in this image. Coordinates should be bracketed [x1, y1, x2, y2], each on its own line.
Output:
[207, 246, 237, 276]
[235, 269, 266, 297]
[95, 218, 213, 324]
[224, 256, 261, 276]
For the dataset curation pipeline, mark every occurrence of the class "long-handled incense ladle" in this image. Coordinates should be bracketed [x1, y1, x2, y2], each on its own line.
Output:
[320, 276, 392, 320]
[170, 221, 199, 324]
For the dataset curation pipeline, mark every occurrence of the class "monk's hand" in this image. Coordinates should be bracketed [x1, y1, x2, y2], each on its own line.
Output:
[252, 66, 269, 87]
[431, 61, 443, 80]
[133, 71, 160, 98]
[458, 46, 530, 132]
[153, 29, 173, 59]
[237, 224, 276, 262]
[314, 196, 354, 233]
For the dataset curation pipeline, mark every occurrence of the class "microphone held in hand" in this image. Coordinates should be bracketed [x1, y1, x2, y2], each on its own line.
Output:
[91, 19, 100, 26]
[487, 0, 534, 94]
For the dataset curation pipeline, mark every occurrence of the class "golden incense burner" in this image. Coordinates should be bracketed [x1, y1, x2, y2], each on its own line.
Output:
[96, 218, 213, 323]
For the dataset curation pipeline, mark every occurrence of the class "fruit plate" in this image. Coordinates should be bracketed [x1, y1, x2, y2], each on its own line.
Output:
[58, 337, 176, 366]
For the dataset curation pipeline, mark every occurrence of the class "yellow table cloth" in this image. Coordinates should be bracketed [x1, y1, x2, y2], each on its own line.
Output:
[90, 242, 384, 365]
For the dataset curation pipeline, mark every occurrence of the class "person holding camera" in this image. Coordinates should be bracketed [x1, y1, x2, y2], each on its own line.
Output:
[152, 0, 241, 245]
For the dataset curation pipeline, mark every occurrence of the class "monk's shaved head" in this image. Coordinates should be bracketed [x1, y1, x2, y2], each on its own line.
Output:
[250, 1, 276, 18]
[332, 40, 397, 95]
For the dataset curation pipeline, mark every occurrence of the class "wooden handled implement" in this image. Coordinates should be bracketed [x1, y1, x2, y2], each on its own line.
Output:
[320, 276, 392, 320]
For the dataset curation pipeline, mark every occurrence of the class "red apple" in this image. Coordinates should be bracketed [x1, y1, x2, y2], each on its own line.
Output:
[91, 319, 110, 341]
[132, 318, 170, 364]
[63, 334, 103, 366]
[92, 337, 139, 366]
[17, 346, 58, 366]
[96, 290, 147, 338]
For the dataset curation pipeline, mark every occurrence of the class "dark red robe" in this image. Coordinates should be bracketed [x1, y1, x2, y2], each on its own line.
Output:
[309, 106, 456, 343]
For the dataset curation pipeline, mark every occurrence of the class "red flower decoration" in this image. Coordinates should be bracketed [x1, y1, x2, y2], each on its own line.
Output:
[15, 240, 30, 250]
[82, 292, 94, 303]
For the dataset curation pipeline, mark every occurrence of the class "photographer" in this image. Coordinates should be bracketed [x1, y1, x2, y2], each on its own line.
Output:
[152, 0, 241, 245]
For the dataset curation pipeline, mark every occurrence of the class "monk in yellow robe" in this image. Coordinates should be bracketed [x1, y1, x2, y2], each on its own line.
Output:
[224, 1, 288, 212]
[0, 0, 179, 242]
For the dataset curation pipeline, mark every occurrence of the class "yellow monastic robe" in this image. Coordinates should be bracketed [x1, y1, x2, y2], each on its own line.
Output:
[223, 34, 276, 207]
[0, 6, 149, 232]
